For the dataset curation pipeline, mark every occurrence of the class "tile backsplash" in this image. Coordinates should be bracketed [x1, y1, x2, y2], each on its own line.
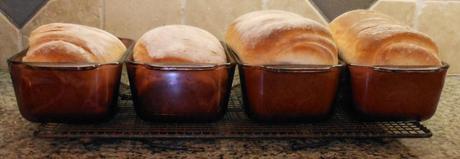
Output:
[0, 0, 459, 74]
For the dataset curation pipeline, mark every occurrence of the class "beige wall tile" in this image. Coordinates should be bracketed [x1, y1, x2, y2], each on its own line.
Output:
[265, 0, 328, 25]
[370, 0, 416, 26]
[416, 1, 460, 74]
[21, 0, 102, 50]
[0, 13, 21, 71]
[21, 0, 103, 45]
[104, 0, 182, 40]
[185, 0, 262, 40]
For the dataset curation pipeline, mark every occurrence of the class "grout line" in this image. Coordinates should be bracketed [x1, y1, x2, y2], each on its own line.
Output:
[10, 15, 24, 49]
[180, 0, 187, 24]
[0, 10, 22, 49]
[18, 0, 50, 49]
[101, 0, 105, 29]
[0, 0, 48, 28]
[306, 0, 329, 24]
[19, 32, 25, 49]
[413, 0, 426, 30]
[0, 8, 17, 28]
[261, 0, 269, 10]
[20, 0, 48, 32]
[23, 0, 49, 29]
[17, 30, 23, 50]
[369, 0, 379, 8]
[308, 0, 330, 22]
[368, 0, 380, 10]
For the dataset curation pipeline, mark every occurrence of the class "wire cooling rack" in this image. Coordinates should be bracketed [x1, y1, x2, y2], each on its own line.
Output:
[34, 85, 432, 139]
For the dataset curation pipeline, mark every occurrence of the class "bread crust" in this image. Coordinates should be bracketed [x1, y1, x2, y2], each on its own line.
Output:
[133, 25, 226, 64]
[329, 10, 441, 66]
[225, 10, 338, 65]
[23, 23, 126, 63]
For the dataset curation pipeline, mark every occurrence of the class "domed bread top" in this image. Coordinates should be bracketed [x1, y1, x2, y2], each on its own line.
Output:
[23, 23, 126, 63]
[329, 10, 441, 66]
[225, 10, 338, 65]
[133, 25, 226, 64]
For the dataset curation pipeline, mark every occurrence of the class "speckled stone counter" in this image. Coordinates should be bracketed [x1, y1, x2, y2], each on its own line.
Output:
[0, 71, 458, 159]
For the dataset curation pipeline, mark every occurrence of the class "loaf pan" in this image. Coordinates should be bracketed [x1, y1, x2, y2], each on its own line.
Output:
[8, 38, 134, 123]
[126, 51, 236, 122]
[229, 49, 343, 122]
[346, 63, 449, 121]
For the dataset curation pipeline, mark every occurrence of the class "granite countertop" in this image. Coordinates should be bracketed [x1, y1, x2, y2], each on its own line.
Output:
[0, 71, 458, 159]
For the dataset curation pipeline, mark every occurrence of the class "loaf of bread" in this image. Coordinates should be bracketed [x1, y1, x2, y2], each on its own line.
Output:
[134, 25, 226, 64]
[23, 23, 126, 63]
[225, 10, 338, 65]
[329, 10, 441, 66]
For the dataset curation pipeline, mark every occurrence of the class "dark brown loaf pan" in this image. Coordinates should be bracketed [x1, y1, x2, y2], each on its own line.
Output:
[345, 63, 449, 121]
[8, 38, 134, 123]
[229, 49, 343, 122]
[126, 51, 236, 122]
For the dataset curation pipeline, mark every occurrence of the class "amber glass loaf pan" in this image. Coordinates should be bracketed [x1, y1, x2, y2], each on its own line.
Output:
[8, 39, 134, 123]
[230, 51, 343, 122]
[347, 63, 449, 121]
[126, 52, 236, 122]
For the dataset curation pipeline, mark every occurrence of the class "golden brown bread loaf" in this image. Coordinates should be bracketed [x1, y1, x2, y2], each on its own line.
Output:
[134, 25, 226, 64]
[23, 23, 126, 63]
[225, 10, 338, 65]
[329, 10, 442, 66]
